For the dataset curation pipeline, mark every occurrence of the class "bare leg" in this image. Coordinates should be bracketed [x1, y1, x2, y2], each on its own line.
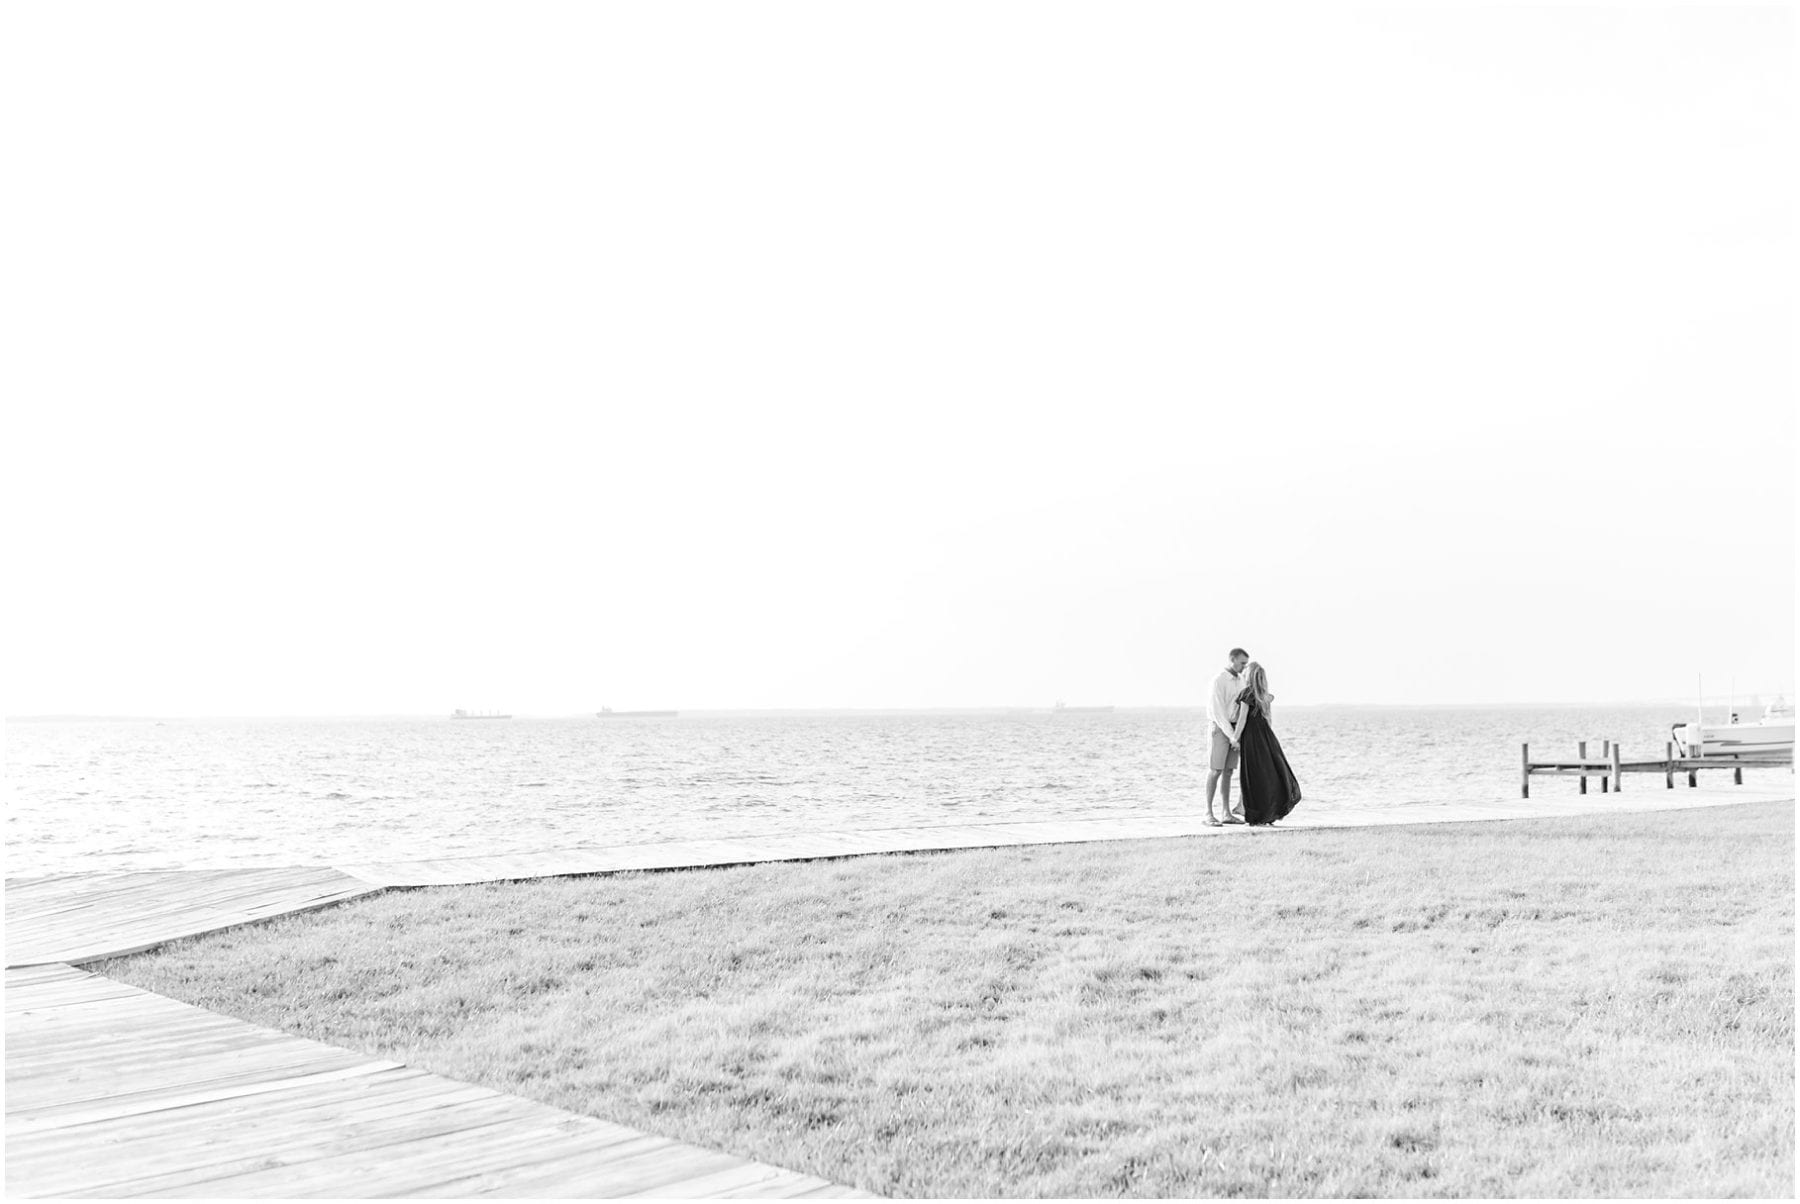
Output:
[1204, 769, 1222, 823]
[1223, 766, 1244, 821]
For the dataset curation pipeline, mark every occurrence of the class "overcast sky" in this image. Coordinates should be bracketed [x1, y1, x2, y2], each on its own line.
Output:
[5, 3, 1793, 715]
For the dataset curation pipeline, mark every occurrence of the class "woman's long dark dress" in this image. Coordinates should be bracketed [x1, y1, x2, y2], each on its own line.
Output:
[1236, 694, 1302, 825]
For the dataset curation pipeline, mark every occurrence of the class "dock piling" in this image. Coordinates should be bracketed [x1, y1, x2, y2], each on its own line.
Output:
[1525, 741, 1784, 795]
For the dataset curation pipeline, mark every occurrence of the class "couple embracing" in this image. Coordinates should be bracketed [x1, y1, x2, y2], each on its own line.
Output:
[1204, 647, 1302, 827]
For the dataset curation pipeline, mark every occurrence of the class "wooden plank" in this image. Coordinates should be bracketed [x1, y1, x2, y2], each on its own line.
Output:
[9, 876, 326, 921]
[10, 1058, 397, 1133]
[23, 1081, 677, 1199]
[5, 995, 230, 1030]
[6, 1007, 262, 1045]
[5, 980, 151, 1012]
[3, 875, 300, 921]
[1669, 758, 1791, 769]
[18, 1083, 495, 1172]
[9, 1070, 469, 1153]
[7, 869, 363, 927]
[12, 1104, 561, 1197]
[6, 1037, 363, 1094]
[786, 1181, 884, 1199]
[5, 1015, 255, 1056]
[1530, 757, 1789, 773]
[7, 1017, 366, 1071]
[403, 1137, 746, 1199]
[9, 981, 231, 1016]
[354, 1129, 679, 1198]
[2, 963, 93, 987]
[624, 1161, 840, 1199]
[8, 1062, 394, 1133]
[5, 867, 385, 963]
[5, 1034, 316, 1084]
[12, 1086, 510, 1196]
[9, 998, 302, 1040]
[14, 1085, 568, 1187]
[4, 1020, 252, 1060]
[5, 1000, 220, 1041]
[126, 1120, 670, 1198]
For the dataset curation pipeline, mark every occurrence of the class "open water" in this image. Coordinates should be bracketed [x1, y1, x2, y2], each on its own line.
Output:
[5, 707, 1789, 876]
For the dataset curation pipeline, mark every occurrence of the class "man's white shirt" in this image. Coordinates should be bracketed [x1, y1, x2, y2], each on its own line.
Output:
[1207, 669, 1241, 738]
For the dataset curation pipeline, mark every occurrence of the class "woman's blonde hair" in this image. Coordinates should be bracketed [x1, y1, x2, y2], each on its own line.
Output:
[1243, 662, 1274, 713]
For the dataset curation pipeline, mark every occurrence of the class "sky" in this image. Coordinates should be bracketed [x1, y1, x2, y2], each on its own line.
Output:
[4, 2, 1794, 715]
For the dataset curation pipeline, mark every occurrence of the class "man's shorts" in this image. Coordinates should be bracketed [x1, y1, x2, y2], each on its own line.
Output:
[1209, 728, 1239, 773]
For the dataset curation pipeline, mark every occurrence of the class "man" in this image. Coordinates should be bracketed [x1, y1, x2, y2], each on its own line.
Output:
[1204, 647, 1250, 825]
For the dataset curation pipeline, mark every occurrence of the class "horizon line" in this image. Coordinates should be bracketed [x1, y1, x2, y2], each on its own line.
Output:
[6, 698, 1774, 722]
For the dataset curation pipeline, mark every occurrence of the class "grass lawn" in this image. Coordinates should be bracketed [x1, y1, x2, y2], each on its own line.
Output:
[103, 802, 1794, 1198]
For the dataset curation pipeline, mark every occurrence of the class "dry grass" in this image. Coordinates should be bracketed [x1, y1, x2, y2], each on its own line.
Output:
[104, 803, 1794, 1197]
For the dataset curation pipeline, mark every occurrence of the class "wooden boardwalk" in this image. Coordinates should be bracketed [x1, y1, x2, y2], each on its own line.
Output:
[5, 867, 384, 969]
[6, 963, 871, 1198]
[6, 784, 1790, 1197]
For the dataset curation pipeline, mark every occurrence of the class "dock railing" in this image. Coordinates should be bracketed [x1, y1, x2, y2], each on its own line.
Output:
[1521, 742, 1792, 798]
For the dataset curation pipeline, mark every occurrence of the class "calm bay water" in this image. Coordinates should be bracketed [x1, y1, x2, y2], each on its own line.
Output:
[4, 707, 1786, 876]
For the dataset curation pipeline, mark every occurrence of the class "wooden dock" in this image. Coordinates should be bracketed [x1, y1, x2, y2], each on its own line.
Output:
[8, 789, 1793, 1196]
[1521, 740, 1794, 797]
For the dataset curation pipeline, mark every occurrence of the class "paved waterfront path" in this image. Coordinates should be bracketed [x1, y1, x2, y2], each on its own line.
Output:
[336, 782, 1793, 887]
[6, 784, 1790, 1197]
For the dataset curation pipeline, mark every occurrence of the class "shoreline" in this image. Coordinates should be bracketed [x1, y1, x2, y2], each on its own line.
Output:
[7, 781, 1792, 901]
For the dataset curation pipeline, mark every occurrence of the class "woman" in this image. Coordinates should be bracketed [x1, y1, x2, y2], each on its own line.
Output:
[1227, 662, 1302, 825]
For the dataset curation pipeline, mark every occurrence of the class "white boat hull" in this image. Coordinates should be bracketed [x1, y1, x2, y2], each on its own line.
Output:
[1670, 718, 1794, 759]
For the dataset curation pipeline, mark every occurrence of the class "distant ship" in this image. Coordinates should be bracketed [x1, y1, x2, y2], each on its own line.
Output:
[1052, 701, 1115, 714]
[597, 707, 679, 718]
[452, 709, 512, 719]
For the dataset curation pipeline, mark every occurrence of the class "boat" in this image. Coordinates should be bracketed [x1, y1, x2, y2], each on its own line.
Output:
[452, 709, 512, 720]
[1670, 696, 1793, 759]
[597, 707, 679, 718]
[1051, 701, 1115, 714]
